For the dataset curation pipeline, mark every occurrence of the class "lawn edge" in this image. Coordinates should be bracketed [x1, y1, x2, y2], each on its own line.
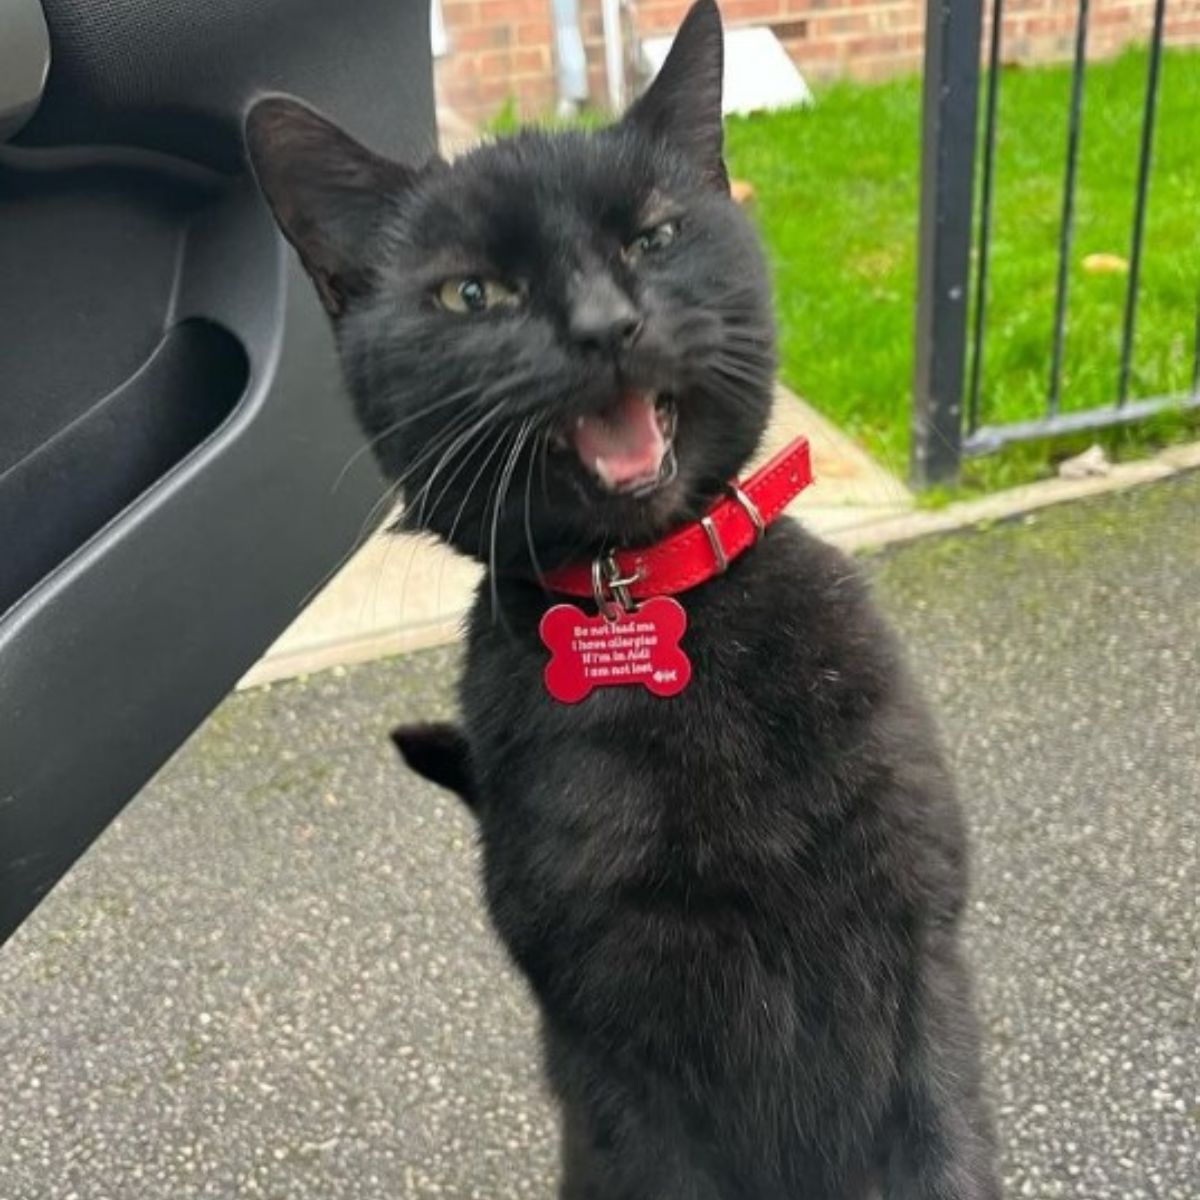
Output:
[836, 441, 1200, 554]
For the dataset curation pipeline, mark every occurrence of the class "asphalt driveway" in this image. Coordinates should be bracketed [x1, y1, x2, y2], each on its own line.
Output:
[2, 473, 1196, 1199]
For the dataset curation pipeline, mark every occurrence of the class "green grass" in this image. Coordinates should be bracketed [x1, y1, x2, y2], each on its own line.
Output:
[725, 47, 1200, 492]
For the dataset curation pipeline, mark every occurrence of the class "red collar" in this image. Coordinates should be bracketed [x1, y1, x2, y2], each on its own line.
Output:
[544, 438, 813, 603]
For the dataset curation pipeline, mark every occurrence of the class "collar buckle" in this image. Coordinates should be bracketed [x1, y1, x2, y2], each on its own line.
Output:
[699, 515, 728, 574]
[699, 482, 767, 576]
[725, 482, 766, 539]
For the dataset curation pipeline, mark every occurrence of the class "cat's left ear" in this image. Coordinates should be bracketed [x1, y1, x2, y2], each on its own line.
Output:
[623, 0, 728, 191]
[245, 95, 428, 315]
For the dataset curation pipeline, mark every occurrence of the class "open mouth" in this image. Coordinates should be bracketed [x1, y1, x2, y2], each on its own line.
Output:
[567, 390, 678, 497]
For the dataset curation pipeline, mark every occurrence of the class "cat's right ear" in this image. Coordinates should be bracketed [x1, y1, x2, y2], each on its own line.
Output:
[245, 95, 422, 316]
[624, 0, 728, 190]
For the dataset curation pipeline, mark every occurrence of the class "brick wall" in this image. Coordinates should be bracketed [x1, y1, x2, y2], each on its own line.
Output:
[436, 0, 560, 121]
[435, 0, 1200, 125]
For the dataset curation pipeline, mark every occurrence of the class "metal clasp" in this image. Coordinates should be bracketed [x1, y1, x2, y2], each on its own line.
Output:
[591, 553, 642, 622]
[699, 515, 728, 574]
[699, 484, 766, 576]
[725, 483, 765, 539]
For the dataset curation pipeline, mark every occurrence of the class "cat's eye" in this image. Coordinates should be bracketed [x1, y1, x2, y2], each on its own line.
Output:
[624, 220, 680, 263]
[436, 276, 522, 315]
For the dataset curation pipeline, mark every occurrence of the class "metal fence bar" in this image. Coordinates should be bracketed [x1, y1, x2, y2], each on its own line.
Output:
[910, 0, 1192, 487]
[909, 0, 983, 488]
[1047, 0, 1091, 418]
[1117, 0, 1168, 406]
[964, 391, 1200, 456]
[1193, 295, 1200, 395]
[966, 0, 1005, 437]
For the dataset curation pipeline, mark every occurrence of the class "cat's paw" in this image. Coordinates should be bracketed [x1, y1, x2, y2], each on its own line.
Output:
[389, 722, 476, 810]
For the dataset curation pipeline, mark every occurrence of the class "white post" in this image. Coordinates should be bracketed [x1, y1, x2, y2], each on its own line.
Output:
[600, 0, 625, 110]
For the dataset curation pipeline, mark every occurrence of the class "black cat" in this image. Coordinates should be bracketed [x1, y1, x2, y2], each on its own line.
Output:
[245, 3, 1000, 1195]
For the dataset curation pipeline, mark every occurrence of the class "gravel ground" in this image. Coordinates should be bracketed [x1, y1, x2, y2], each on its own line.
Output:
[1, 473, 1196, 1199]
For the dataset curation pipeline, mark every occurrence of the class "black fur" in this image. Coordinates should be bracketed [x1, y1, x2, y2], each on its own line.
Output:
[390, 722, 477, 810]
[246, 3, 1000, 1195]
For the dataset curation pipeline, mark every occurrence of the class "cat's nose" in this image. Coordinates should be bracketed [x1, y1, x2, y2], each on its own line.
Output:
[567, 276, 644, 354]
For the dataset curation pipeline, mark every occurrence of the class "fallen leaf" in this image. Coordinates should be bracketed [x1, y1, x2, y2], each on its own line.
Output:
[1082, 253, 1129, 274]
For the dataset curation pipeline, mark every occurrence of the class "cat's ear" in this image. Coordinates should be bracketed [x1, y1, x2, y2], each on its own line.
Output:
[390, 722, 478, 812]
[624, 0, 728, 190]
[245, 95, 423, 315]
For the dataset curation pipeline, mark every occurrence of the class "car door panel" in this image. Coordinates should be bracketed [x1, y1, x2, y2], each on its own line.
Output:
[0, 0, 435, 943]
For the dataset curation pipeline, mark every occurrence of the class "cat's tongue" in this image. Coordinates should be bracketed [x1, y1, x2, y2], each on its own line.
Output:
[573, 390, 665, 490]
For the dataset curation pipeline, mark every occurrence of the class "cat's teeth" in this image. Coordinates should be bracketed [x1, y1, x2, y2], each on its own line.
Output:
[572, 389, 667, 492]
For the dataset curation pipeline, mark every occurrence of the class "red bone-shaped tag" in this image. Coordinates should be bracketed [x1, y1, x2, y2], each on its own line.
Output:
[539, 597, 691, 704]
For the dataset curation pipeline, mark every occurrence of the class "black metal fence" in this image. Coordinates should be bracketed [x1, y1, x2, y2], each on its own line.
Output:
[910, 0, 1200, 487]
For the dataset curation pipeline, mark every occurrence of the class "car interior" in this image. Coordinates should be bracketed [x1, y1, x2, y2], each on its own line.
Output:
[0, 0, 436, 944]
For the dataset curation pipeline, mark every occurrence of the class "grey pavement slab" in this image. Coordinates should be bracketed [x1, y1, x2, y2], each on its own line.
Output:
[2, 473, 1197, 1199]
